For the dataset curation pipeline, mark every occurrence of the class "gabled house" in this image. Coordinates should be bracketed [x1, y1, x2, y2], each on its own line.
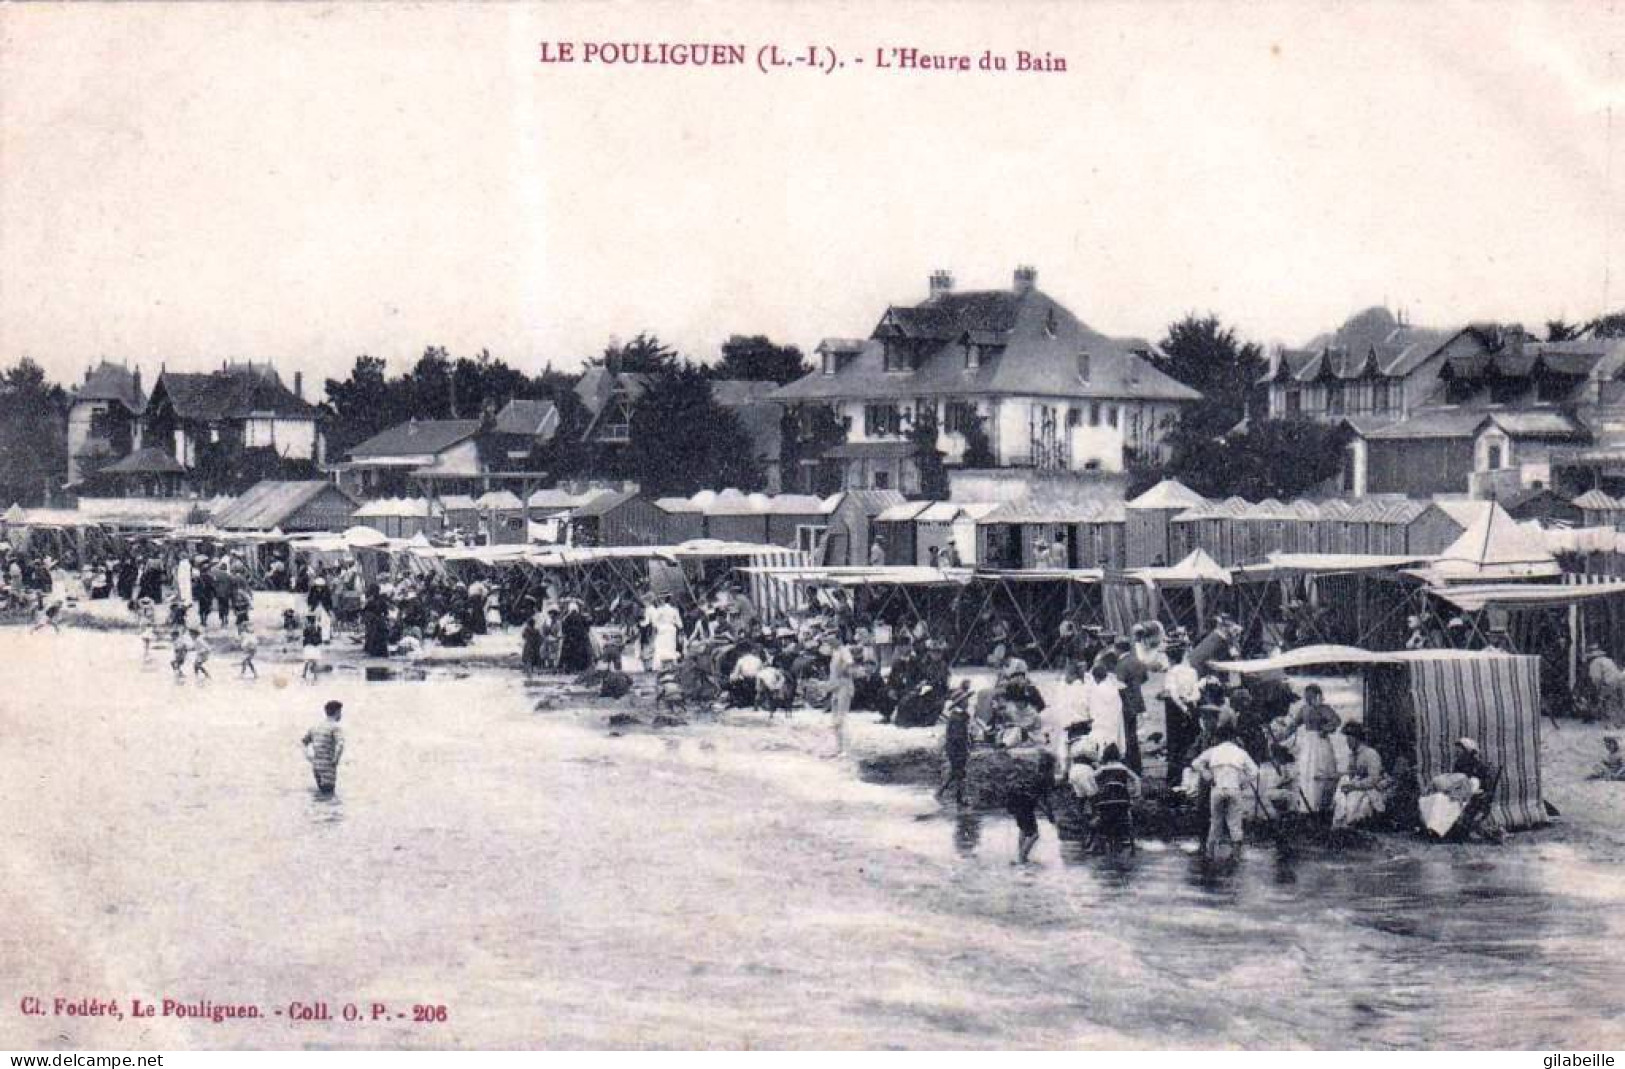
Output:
[338, 418, 484, 497]
[66, 362, 146, 485]
[141, 363, 322, 489]
[575, 367, 655, 446]
[489, 398, 559, 462]
[770, 266, 1202, 494]
[1265, 306, 1450, 429]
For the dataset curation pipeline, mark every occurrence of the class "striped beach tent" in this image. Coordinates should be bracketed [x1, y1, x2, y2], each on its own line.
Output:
[745, 547, 813, 622]
[1406, 654, 1545, 830]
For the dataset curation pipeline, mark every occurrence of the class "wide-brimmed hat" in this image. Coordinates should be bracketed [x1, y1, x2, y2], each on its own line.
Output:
[1003, 658, 1029, 676]
[1456, 737, 1479, 753]
[1586, 645, 1609, 660]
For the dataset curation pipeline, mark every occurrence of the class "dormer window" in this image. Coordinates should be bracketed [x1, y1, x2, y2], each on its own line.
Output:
[1044, 308, 1058, 338]
[964, 340, 980, 370]
[883, 342, 910, 373]
[1077, 350, 1091, 383]
[822, 352, 837, 375]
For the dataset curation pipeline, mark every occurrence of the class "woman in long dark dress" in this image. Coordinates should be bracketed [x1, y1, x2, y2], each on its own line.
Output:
[558, 602, 594, 674]
[361, 586, 391, 657]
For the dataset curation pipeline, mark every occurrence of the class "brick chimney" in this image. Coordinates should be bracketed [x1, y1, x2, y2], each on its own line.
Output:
[293, 370, 303, 400]
[928, 269, 954, 300]
[1013, 265, 1038, 296]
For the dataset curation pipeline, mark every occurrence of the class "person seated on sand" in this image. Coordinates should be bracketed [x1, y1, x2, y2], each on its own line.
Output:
[1419, 738, 1498, 840]
[1255, 744, 1302, 818]
[727, 643, 764, 708]
[1590, 736, 1625, 781]
[755, 661, 791, 717]
[1331, 722, 1385, 829]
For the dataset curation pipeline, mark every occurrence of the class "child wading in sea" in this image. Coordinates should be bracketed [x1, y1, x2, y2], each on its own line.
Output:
[190, 628, 211, 679]
[301, 614, 323, 682]
[239, 630, 259, 679]
[301, 700, 346, 795]
[170, 628, 191, 678]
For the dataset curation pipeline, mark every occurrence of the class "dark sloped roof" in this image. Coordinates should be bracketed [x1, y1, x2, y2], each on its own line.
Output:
[75, 362, 146, 412]
[1271, 307, 1451, 383]
[348, 419, 482, 458]
[1483, 410, 1588, 440]
[571, 488, 641, 518]
[1361, 408, 1491, 440]
[154, 368, 316, 421]
[492, 398, 558, 437]
[100, 446, 187, 474]
[772, 285, 1201, 405]
[212, 480, 356, 530]
[711, 380, 783, 463]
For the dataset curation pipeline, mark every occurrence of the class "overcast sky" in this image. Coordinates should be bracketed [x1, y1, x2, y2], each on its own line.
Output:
[1, 1, 1621, 390]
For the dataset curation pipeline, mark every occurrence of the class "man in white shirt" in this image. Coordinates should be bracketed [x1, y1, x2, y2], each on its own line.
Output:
[1191, 724, 1261, 859]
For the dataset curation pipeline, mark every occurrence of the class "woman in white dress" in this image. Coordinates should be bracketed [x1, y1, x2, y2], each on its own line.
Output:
[651, 595, 683, 670]
[1287, 683, 1342, 813]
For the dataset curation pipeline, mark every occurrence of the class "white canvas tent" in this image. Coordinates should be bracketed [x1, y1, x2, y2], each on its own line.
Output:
[1414, 503, 1559, 582]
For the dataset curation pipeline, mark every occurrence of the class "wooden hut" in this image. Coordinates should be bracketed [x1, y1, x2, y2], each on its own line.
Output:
[353, 497, 441, 539]
[570, 490, 667, 546]
[211, 480, 358, 533]
[873, 501, 931, 565]
[764, 495, 835, 553]
[653, 496, 707, 543]
[1575, 489, 1625, 530]
[1125, 478, 1208, 567]
[822, 489, 906, 566]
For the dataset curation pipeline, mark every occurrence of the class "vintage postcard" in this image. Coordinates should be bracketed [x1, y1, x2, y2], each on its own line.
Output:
[1, 0, 1623, 1054]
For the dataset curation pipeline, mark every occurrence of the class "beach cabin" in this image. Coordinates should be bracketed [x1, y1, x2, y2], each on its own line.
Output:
[211, 480, 357, 533]
[1575, 489, 1625, 531]
[353, 497, 441, 539]
[653, 496, 708, 544]
[764, 495, 835, 554]
[872, 501, 932, 565]
[1125, 478, 1207, 567]
[821, 489, 906, 566]
[570, 490, 666, 546]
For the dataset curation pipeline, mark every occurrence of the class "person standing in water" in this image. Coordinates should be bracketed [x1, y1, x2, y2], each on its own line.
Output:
[239, 629, 259, 679]
[301, 700, 346, 795]
[826, 637, 856, 759]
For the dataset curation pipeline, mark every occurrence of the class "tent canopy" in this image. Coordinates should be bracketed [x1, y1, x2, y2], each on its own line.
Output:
[740, 565, 971, 587]
[1126, 548, 1230, 586]
[1428, 581, 1625, 613]
[1213, 644, 1525, 673]
[1233, 552, 1432, 578]
[1415, 503, 1559, 581]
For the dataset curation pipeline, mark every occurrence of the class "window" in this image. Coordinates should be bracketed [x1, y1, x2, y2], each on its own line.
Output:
[822, 352, 837, 375]
[1285, 390, 1302, 418]
[964, 342, 980, 370]
[863, 403, 901, 437]
[883, 342, 910, 373]
[796, 525, 828, 554]
[1044, 308, 1059, 338]
[1089, 402, 1101, 427]
[945, 401, 977, 434]
[1067, 408, 1082, 428]
[1077, 351, 1091, 382]
[873, 471, 891, 490]
[1327, 383, 1345, 415]
[1106, 405, 1119, 429]
[1486, 444, 1504, 470]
